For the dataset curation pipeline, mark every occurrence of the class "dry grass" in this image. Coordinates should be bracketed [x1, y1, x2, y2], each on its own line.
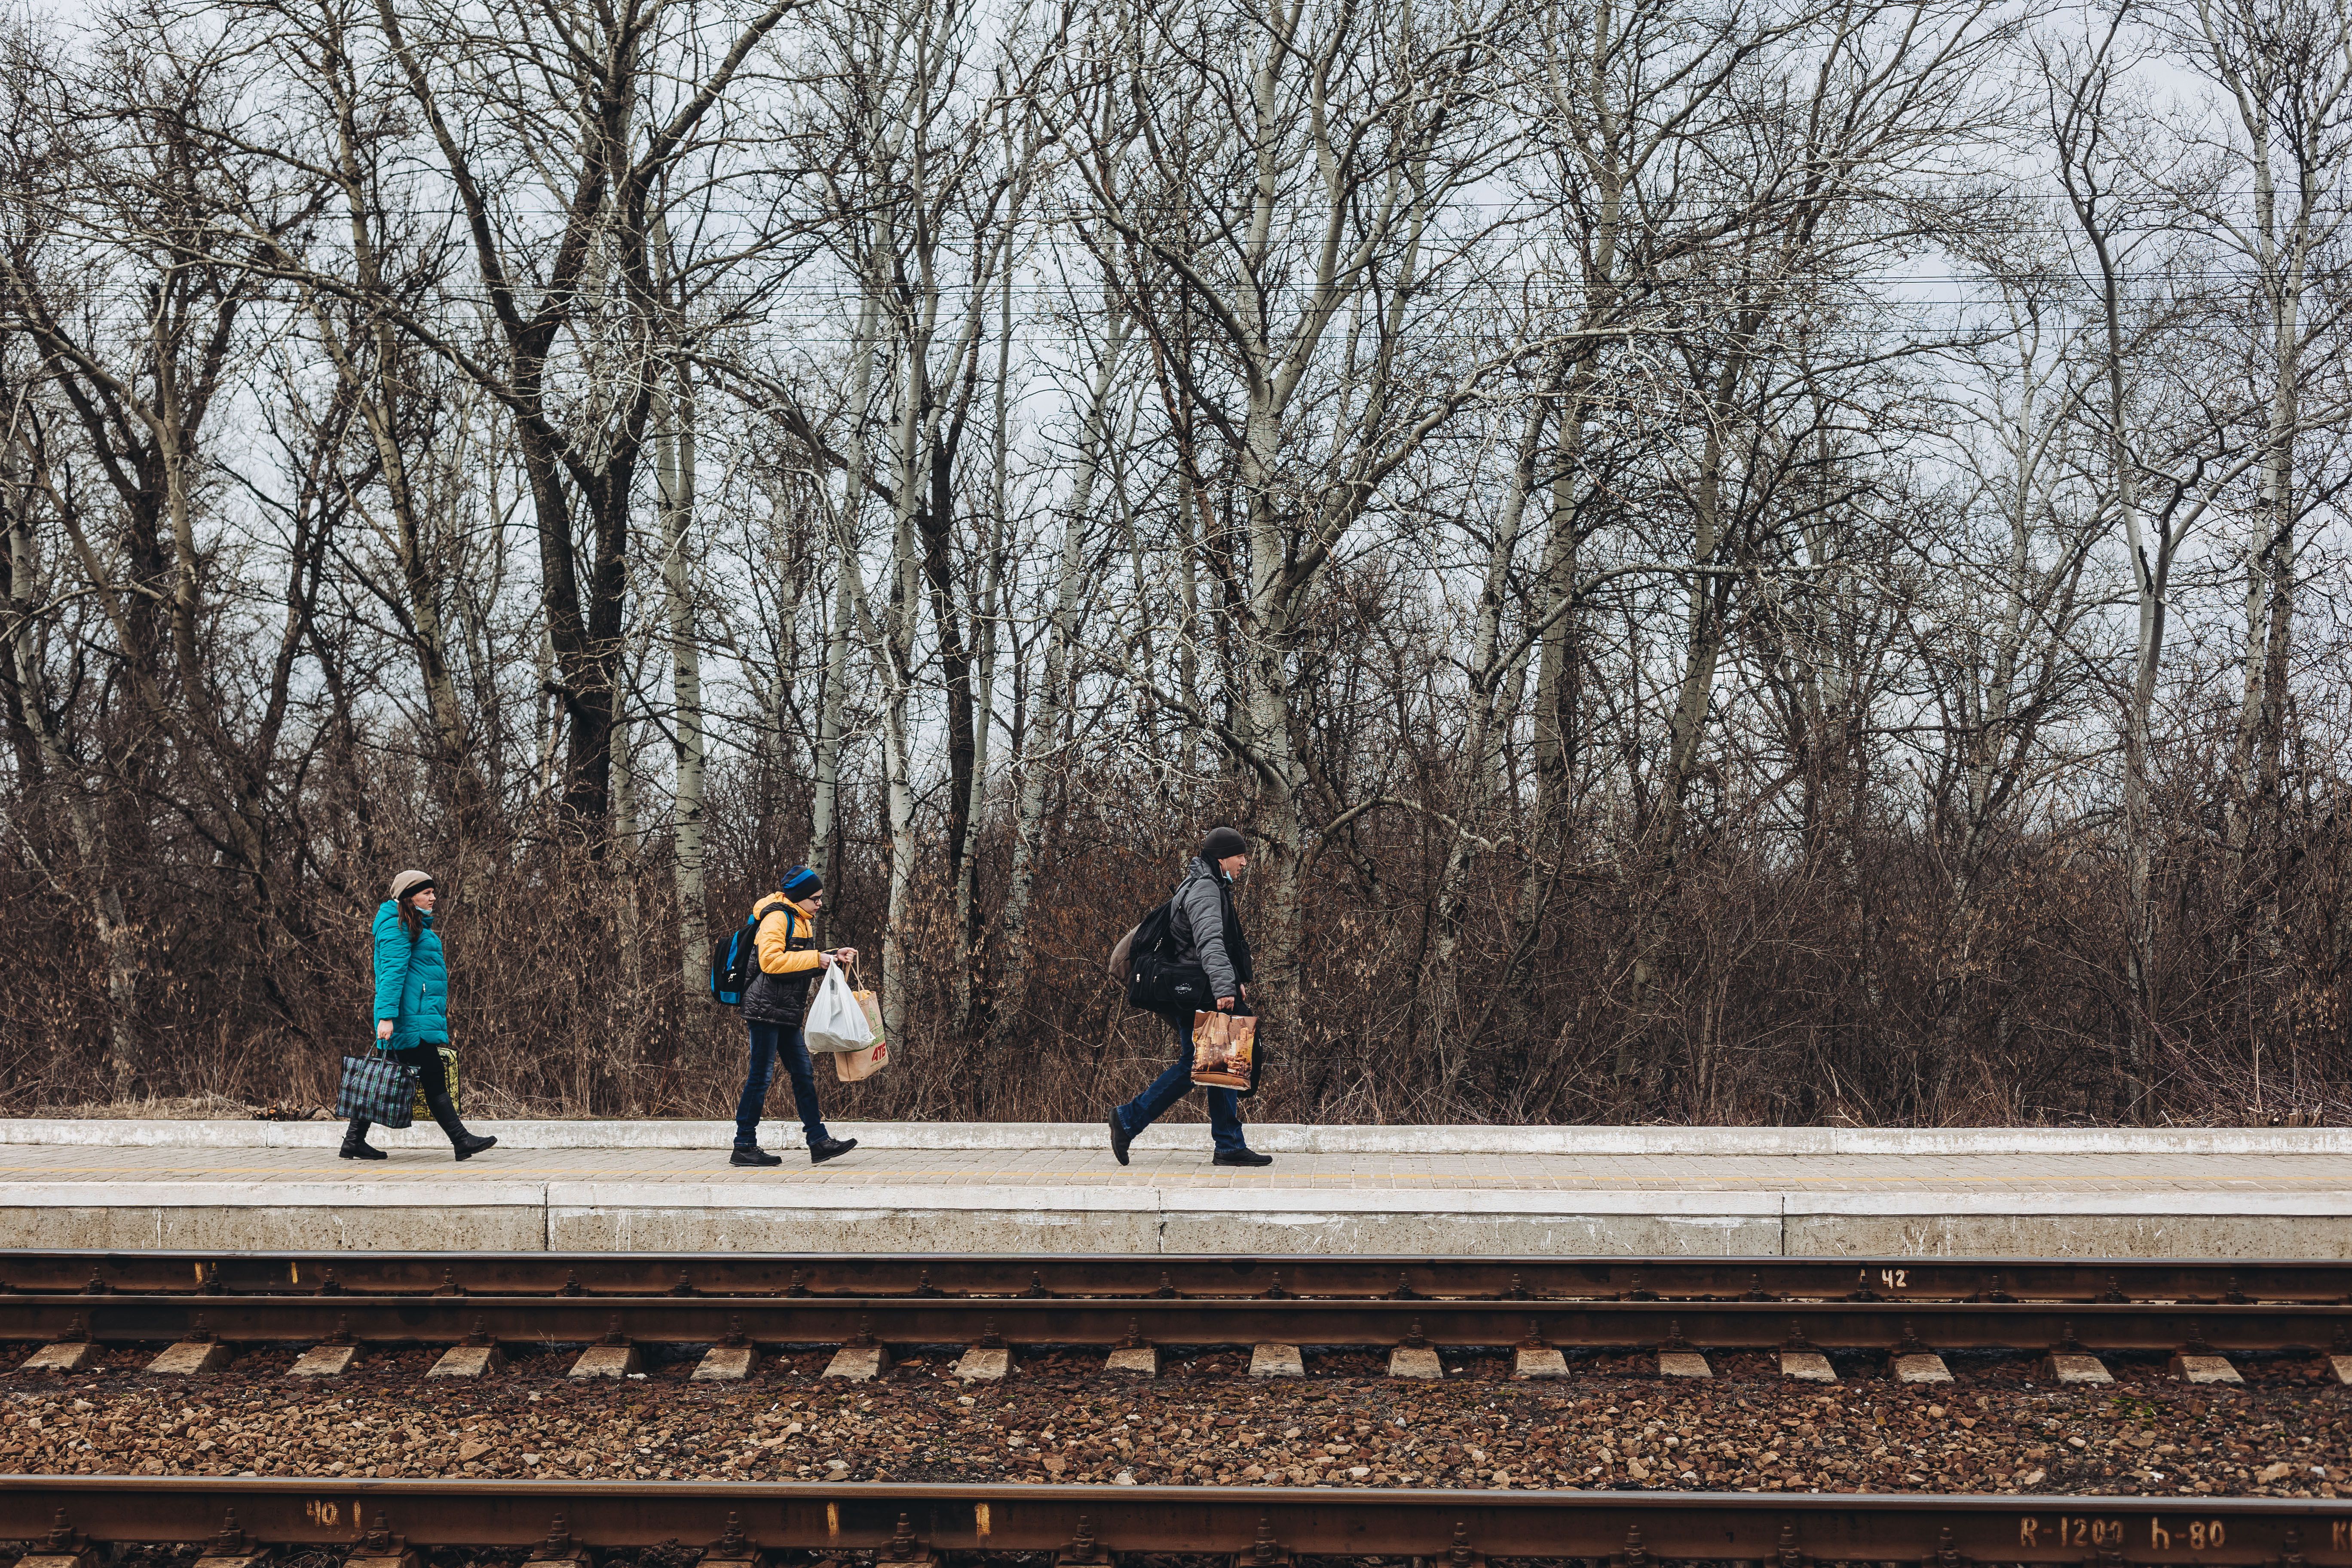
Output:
[5, 767, 2350, 1130]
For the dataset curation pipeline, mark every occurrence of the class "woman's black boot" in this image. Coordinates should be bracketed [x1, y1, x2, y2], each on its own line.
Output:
[338, 1118, 387, 1160]
[426, 1090, 496, 1160]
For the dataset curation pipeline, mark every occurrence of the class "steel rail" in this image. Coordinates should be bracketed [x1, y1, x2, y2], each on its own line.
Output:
[0, 1477, 2346, 1563]
[5, 1295, 2348, 1353]
[6, 1251, 2349, 1304]
[3, 1252, 2348, 1355]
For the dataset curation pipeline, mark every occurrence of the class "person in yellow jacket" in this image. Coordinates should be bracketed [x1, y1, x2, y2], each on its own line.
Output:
[733, 864, 861, 1166]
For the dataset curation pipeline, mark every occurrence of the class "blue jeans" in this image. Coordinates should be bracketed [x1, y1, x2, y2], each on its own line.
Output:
[738, 1023, 830, 1147]
[1113, 1013, 1247, 1154]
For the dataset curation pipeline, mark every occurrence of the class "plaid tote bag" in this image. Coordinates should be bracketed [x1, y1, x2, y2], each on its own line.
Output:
[336, 1051, 418, 1128]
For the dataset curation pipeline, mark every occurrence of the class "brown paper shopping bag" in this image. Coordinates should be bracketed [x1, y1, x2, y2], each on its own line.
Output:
[1189, 1008, 1258, 1090]
[834, 985, 890, 1082]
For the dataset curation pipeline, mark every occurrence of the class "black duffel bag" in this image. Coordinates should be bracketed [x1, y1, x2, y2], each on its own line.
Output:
[1106, 898, 1216, 1014]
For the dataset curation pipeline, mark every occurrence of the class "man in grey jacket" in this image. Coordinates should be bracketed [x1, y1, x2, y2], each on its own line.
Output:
[1106, 826, 1273, 1167]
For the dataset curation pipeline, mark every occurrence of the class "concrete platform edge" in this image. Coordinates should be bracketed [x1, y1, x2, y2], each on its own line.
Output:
[6, 1118, 2351, 1155]
[9, 1187, 2345, 1259]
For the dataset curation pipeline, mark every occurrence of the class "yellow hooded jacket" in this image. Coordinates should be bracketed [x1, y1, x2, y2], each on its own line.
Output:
[742, 895, 825, 1027]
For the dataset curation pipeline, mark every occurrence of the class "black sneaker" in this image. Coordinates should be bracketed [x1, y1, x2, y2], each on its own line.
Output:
[731, 1145, 783, 1167]
[809, 1135, 859, 1164]
[1213, 1149, 1273, 1167]
[1107, 1109, 1132, 1167]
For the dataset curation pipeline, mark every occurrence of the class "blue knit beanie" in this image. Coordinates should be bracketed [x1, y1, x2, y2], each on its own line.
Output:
[781, 864, 823, 898]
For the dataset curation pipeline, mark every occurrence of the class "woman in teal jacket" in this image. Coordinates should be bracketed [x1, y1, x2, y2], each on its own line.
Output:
[342, 869, 496, 1161]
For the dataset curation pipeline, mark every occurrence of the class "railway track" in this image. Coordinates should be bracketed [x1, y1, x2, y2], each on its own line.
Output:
[0, 1251, 2346, 1358]
[0, 1477, 2346, 1563]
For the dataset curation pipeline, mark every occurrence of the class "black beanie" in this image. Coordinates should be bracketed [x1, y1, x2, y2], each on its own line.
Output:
[1201, 825, 1247, 861]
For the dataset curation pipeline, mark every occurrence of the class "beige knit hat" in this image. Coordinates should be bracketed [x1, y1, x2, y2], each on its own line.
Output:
[389, 869, 436, 901]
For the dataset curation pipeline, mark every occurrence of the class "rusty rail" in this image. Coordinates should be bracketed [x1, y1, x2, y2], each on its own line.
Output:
[7, 1250, 2349, 1302]
[0, 1251, 2346, 1354]
[3, 1295, 2346, 1353]
[0, 1477, 2347, 1563]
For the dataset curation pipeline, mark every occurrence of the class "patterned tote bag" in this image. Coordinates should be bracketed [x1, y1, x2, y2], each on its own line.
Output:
[336, 1050, 418, 1128]
[410, 1047, 459, 1120]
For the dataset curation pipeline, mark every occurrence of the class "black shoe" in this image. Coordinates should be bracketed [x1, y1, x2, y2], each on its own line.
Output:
[810, 1135, 859, 1164]
[426, 1090, 496, 1161]
[731, 1145, 783, 1167]
[338, 1118, 387, 1161]
[1213, 1149, 1273, 1167]
[1108, 1110, 1132, 1167]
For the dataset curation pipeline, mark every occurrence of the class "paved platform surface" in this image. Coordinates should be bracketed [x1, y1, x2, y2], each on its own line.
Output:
[2, 1122, 2346, 1257]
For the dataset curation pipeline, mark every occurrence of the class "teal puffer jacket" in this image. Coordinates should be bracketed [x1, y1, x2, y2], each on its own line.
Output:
[371, 901, 449, 1049]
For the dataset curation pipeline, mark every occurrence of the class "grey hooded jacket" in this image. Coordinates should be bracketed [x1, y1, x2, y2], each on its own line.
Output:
[1169, 856, 1251, 1003]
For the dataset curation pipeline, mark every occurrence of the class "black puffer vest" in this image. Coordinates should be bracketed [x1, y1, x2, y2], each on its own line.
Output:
[743, 902, 821, 1029]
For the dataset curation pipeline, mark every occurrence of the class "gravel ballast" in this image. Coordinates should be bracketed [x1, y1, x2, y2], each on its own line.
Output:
[0, 1344, 2341, 1497]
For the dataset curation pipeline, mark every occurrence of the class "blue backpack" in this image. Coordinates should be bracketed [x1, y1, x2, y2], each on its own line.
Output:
[709, 897, 793, 1006]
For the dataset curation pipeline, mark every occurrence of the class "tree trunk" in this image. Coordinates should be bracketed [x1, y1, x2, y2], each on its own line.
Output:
[655, 364, 708, 988]
[810, 282, 879, 897]
[4, 490, 139, 1094]
[995, 314, 1127, 1051]
[876, 337, 926, 1050]
[1507, 351, 1594, 1005]
[1422, 390, 1547, 1085]
[956, 250, 1017, 1036]
[1237, 401, 1307, 1026]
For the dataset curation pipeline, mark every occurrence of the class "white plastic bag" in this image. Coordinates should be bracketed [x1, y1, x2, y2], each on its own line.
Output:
[803, 962, 875, 1054]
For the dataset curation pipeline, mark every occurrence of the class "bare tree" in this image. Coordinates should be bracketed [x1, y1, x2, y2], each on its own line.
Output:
[990, 290, 1131, 1063]
[0, 9, 345, 1086]
[4, 0, 2352, 1133]
[2176, 0, 2352, 939]
[359, 0, 801, 832]
[1060, 0, 1531, 1023]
